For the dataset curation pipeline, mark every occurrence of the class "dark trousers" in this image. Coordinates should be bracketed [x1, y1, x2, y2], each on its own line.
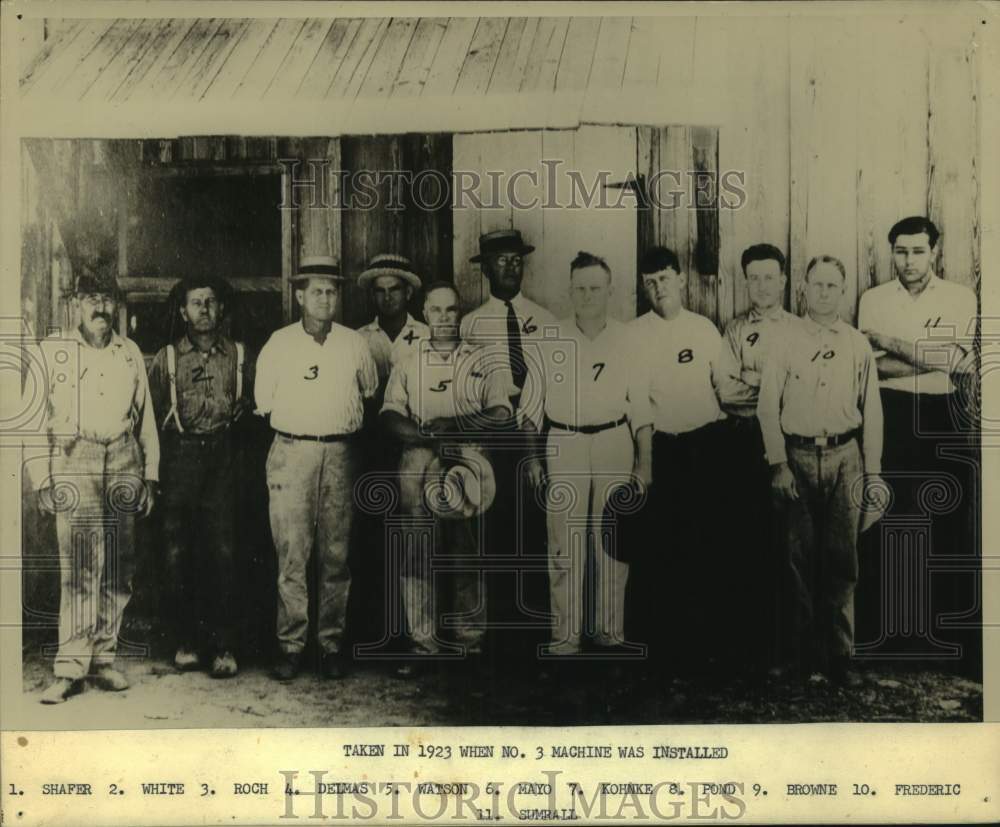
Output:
[856, 389, 980, 676]
[629, 420, 725, 668]
[722, 415, 781, 669]
[160, 431, 238, 654]
[481, 444, 550, 662]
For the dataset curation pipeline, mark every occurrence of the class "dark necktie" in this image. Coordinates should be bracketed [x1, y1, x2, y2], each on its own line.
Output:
[505, 300, 526, 390]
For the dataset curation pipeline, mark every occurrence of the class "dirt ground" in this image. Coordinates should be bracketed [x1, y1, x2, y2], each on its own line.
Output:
[20, 644, 982, 728]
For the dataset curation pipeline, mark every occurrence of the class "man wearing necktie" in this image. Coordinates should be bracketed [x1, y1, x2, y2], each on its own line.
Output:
[460, 229, 556, 663]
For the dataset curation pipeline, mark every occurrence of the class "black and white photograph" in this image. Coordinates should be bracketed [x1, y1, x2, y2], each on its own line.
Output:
[1, 1, 997, 823]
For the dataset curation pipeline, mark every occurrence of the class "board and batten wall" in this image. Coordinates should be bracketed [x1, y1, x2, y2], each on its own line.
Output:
[454, 15, 980, 331]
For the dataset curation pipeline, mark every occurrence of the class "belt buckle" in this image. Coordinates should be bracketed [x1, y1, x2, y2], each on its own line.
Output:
[814, 435, 831, 448]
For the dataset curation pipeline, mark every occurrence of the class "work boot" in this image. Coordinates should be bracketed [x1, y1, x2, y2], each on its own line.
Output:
[40, 677, 82, 705]
[210, 652, 238, 679]
[92, 666, 130, 692]
[271, 652, 301, 682]
[321, 651, 349, 680]
[174, 646, 201, 672]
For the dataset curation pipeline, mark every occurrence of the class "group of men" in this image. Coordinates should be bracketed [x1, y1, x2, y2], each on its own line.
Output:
[32, 215, 976, 704]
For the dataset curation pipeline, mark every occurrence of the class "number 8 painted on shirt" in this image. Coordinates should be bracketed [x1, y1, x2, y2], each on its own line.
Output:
[678, 348, 694, 363]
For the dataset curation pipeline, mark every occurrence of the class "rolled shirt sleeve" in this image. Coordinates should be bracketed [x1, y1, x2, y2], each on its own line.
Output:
[380, 362, 411, 419]
[716, 319, 760, 410]
[757, 342, 789, 466]
[626, 329, 654, 431]
[253, 335, 278, 416]
[859, 342, 884, 474]
[130, 340, 160, 482]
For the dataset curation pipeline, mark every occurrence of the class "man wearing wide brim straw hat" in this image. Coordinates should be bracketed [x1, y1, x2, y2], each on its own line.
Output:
[357, 253, 429, 387]
[380, 281, 512, 678]
[255, 254, 378, 682]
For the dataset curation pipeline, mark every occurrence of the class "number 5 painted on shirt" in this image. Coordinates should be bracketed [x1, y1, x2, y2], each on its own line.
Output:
[592, 362, 606, 381]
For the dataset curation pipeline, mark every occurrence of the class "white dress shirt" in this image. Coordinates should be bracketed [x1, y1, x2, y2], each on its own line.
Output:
[358, 314, 430, 381]
[858, 275, 976, 395]
[631, 309, 727, 435]
[255, 320, 378, 436]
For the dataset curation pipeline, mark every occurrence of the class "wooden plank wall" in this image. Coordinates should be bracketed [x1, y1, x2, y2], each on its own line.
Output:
[453, 126, 638, 322]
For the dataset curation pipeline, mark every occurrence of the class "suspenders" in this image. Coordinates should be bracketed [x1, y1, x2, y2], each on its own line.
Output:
[162, 341, 245, 434]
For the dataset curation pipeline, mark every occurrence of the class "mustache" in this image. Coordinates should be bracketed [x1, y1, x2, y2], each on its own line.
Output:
[90, 312, 111, 322]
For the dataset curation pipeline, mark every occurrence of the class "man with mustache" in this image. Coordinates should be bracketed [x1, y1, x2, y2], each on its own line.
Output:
[857, 216, 978, 668]
[460, 229, 556, 661]
[255, 256, 378, 682]
[148, 276, 251, 679]
[34, 268, 159, 704]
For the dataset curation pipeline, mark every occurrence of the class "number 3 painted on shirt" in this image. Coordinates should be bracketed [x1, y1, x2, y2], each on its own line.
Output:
[304, 365, 319, 380]
[592, 362, 606, 381]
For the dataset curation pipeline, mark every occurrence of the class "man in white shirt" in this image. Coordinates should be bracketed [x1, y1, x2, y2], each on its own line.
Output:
[717, 243, 800, 673]
[354, 254, 429, 651]
[380, 282, 512, 678]
[33, 270, 159, 704]
[255, 256, 378, 681]
[461, 229, 557, 660]
[857, 216, 978, 669]
[629, 246, 731, 673]
[523, 252, 653, 658]
[759, 255, 884, 687]
[357, 253, 429, 393]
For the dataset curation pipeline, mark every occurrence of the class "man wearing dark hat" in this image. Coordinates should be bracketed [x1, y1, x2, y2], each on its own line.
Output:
[255, 256, 378, 681]
[148, 276, 251, 679]
[33, 267, 160, 704]
[461, 229, 556, 657]
[380, 282, 512, 677]
[357, 253, 429, 391]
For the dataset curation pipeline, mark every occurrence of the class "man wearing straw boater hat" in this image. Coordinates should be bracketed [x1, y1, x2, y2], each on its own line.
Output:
[380, 282, 512, 678]
[33, 242, 160, 704]
[148, 275, 250, 679]
[255, 255, 378, 681]
[357, 253, 429, 392]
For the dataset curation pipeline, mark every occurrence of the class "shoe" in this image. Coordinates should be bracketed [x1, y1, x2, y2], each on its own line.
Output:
[321, 652, 348, 680]
[210, 652, 238, 679]
[271, 653, 301, 682]
[40, 677, 82, 705]
[92, 666, 130, 692]
[174, 646, 201, 672]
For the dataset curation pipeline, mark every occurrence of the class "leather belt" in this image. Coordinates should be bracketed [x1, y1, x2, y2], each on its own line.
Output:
[786, 429, 859, 449]
[274, 430, 357, 443]
[547, 415, 627, 435]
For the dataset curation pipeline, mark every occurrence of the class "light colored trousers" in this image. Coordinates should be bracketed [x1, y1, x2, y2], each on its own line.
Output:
[545, 425, 633, 654]
[782, 439, 864, 668]
[397, 445, 487, 656]
[51, 433, 144, 679]
[266, 434, 358, 656]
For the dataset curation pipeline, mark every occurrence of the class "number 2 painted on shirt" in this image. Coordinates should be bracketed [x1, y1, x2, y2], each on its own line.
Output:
[191, 365, 212, 384]
[592, 362, 606, 381]
[304, 365, 319, 380]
